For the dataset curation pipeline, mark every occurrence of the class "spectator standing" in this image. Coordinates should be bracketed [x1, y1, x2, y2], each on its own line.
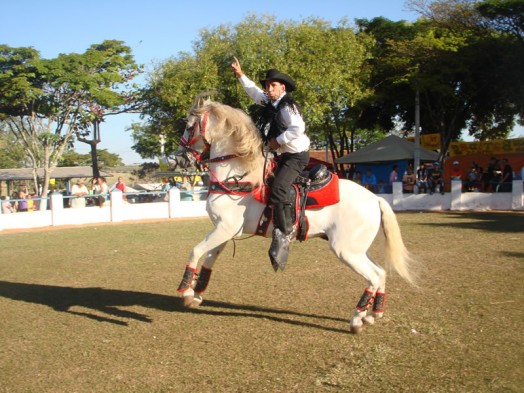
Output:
[362, 169, 377, 192]
[464, 164, 479, 192]
[92, 177, 109, 207]
[1, 196, 15, 214]
[402, 167, 416, 193]
[161, 177, 172, 202]
[17, 187, 29, 212]
[10, 192, 19, 211]
[70, 179, 89, 208]
[484, 157, 500, 192]
[428, 162, 445, 195]
[416, 163, 428, 193]
[450, 161, 462, 180]
[389, 164, 399, 183]
[111, 176, 127, 201]
[499, 158, 513, 192]
[389, 164, 399, 193]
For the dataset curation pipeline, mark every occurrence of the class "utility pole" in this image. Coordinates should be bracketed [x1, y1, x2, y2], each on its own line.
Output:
[414, 88, 421, 172]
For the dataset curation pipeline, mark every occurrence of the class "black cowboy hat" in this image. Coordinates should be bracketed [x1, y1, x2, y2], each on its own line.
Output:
[259, 69, 296, 92]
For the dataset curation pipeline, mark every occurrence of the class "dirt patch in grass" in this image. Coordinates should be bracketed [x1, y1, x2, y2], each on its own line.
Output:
[0, 212, 522, 392]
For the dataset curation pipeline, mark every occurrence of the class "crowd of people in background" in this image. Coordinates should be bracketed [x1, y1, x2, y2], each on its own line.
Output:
[0, 158, 521, 213]
[1, 187, 39, 214]
[347, 156, 519, 194]
[1, 172, 208, 213]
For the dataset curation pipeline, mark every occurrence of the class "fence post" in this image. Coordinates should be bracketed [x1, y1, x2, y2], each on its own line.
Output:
[511, 180, 523, 210]
[451, 180, 462, 210]
[111, 190, 124, 222]
[392, 181, 403, 211]
[50, 192, 64, 227]
[168, 187, 181, 218]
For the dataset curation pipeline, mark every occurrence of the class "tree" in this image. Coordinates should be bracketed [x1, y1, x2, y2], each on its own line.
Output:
[358, 1, 523, 159]
[136, 15, 374, 170]
[0, 121, 27, 168]
[477, 0, 524, 44]
[0, 41, 141, 204]
[58, 149, 124, 167]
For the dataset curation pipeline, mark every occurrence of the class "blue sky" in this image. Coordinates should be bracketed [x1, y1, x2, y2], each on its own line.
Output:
[2, 1, 421, 164]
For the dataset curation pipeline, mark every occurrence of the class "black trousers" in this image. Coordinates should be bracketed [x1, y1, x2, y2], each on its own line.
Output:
[269, 151, 309, 205]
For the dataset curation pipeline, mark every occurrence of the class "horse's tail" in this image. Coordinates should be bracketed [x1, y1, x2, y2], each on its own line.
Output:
[378, 198, 416, 285]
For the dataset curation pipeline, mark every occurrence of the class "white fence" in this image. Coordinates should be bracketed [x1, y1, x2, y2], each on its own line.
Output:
[0, 188, 208, 232]
[1, 180, 522, 232]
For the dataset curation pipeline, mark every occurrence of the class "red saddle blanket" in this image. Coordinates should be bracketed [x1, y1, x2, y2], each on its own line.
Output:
[253, 173, 340, 209]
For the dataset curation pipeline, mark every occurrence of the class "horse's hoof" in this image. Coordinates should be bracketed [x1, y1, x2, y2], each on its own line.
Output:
[350, 324, 364, 334]
[182, 294, 203, 308]
[363, 314, 376, 325]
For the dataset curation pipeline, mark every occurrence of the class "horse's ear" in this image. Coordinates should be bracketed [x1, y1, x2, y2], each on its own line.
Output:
[194, 90, 217, 109]
[196, 95, 206, 108]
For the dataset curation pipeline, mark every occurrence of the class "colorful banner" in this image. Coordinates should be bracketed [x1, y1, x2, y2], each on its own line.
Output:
[406, 133, 441, 150]
[448, 138, 524, 157]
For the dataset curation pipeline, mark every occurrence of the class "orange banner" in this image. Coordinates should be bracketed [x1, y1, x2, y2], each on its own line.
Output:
[406, 133, 441, 150]
[449, 138, 524, 157]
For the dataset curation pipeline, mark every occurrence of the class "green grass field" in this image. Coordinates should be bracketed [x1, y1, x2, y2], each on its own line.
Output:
[0, 212, 522, 392]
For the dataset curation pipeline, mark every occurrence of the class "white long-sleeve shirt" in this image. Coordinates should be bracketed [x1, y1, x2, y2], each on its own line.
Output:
[238, 75, 310, 154]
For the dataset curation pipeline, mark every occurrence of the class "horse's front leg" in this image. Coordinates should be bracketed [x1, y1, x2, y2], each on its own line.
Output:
[177, 225, 235, 308]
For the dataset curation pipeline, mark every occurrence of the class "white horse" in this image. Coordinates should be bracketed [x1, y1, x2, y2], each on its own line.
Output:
[174, 95, 415, 333]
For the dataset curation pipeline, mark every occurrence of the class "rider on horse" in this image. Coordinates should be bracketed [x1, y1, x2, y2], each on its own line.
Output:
[231, 57, 310, 271]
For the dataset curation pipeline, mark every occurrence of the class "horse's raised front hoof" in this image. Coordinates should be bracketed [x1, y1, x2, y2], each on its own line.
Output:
[182, 294, 203, 309]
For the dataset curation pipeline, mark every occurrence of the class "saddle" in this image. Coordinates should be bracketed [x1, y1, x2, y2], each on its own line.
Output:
[254, 164, 340, 241]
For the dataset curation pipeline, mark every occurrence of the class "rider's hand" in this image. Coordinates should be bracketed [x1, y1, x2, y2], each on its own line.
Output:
[231, 56, 243, 78]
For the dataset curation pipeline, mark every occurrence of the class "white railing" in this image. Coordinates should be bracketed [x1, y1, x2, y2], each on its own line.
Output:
[1, 180, 522, 231]
[384, 180, 523, 211]
[0, 188, 208, 231]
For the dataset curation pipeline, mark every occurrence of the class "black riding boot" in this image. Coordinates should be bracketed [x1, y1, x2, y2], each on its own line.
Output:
[269, 202, 294, 272]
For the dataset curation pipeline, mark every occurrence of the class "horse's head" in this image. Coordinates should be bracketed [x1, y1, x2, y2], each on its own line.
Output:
[173, 95, 212, 170]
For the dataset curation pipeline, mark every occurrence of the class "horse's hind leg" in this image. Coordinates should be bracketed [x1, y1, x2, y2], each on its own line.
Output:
[334, 249, 386, 334]
[350, 258, 386, 334]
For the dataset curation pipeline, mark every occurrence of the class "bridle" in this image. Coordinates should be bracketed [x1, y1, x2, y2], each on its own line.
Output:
[178, 110, 253, 195]
[179, 111, 211, 164]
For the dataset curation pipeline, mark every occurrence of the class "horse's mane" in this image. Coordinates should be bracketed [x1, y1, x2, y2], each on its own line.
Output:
[192, 100, 266, 186]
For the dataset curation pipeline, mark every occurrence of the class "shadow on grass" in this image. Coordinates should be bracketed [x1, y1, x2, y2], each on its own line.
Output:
[416, 211, 524, 233]
[0, 281, 349, 333]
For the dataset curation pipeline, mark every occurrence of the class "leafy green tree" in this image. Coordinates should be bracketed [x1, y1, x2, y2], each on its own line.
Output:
[0, 121, 27, 168]
[0, 41, 140, 203]
[477, 0, 524, 43]
[136, 15, 374, 168]
[58, 149, 123, 167]
[358, 0, 523, 159]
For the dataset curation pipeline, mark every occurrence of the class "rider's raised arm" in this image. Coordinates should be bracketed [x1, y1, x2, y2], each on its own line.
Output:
[231, 56, 267, 106]
[238, 75, 268, 106]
